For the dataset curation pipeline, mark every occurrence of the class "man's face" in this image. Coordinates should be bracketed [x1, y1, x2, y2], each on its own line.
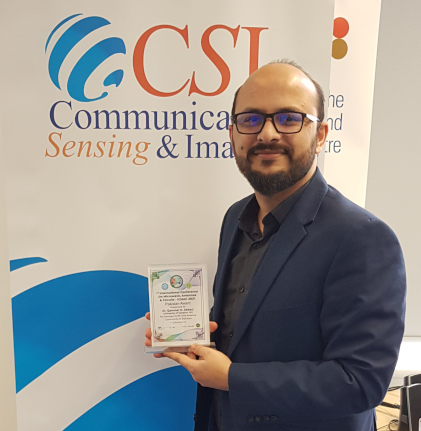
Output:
[229, 63, 326, 197]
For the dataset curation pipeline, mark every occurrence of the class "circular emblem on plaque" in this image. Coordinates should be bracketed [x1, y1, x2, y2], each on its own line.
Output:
[170, 275, 183, 288]
[161, 283, 169, 290]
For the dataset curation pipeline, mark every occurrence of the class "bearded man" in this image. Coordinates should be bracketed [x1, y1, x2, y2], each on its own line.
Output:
[146, 60, 406, 431]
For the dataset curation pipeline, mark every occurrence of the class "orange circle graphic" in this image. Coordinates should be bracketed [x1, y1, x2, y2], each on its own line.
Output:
[332, 39, 348, 59]
[333, 17, 349, 38]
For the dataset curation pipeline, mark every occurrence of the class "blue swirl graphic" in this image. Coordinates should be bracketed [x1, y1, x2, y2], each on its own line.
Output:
[46, 15, 126, 102]
[10, 257, 47, 271]
[12, 270, 148, 392]
[12, 261, 197, 430]
[64, 367, 196, 431]
[45, 14, 83, 57]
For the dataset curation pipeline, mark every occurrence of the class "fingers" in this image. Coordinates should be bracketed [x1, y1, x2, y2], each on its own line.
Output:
[144, 327, 152, 347]
[163, 351, 179, 361]
[209, 321, 218, 333]
[164, 351, 191, 368]
[144, 313, 152, 346]
[186, 351, 197, 360]
[165, 344, 230, 390]
[189, 344, 210, 358]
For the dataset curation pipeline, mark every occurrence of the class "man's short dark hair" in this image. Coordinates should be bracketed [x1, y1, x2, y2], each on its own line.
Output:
[230, 59, 325, 123]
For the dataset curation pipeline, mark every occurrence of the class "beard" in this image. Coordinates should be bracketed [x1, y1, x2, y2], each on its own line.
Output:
[234, 137, 317, 197]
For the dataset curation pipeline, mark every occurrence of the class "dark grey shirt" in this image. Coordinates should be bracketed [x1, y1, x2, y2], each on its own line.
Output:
[213, 181, 309, 430]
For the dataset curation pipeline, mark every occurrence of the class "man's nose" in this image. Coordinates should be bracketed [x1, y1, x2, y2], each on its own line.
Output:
[257, 118, 281, 142]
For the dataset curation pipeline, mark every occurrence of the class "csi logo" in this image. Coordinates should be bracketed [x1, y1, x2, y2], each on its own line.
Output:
[46, 14, 267, 102]
[45, 14, 126, 102]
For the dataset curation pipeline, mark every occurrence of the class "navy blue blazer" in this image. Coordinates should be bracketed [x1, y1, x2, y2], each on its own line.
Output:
[195, 169, 406, 431]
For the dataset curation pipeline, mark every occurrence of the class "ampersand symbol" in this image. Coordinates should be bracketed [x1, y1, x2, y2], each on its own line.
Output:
[157, 135, 179, 158]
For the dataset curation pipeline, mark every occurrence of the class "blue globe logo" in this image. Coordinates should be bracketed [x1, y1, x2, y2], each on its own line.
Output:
[45, 14, 126, 102]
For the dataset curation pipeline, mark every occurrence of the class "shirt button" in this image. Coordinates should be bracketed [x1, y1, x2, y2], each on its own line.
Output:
[253, 243, 259, 249]
[239, 285, 245, 293]
[229, 331, 233, 337]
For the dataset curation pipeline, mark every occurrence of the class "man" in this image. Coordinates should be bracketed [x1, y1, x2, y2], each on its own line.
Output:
[145, 60, 406, 431]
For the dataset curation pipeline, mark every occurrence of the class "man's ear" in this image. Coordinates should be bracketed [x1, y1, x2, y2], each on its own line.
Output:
[315, 122, 328, 155]
[228, 124, 234, 147]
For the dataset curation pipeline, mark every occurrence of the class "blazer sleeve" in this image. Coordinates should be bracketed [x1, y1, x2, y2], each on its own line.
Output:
[227, 215, 406, 425]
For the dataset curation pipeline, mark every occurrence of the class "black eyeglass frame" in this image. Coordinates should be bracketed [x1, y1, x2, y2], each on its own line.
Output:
[231, 111, 320, 135]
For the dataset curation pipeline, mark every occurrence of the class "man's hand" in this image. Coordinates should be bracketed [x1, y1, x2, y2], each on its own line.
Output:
[164, 344, 231, 391]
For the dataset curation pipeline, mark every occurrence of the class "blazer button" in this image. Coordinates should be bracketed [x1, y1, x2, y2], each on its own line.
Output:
[239, 285, 245, 293]
[270, 415, 278, 421]
[263, 415, 270, 421]
[255, 416, 262, 422]
[247, 416, 254, 423]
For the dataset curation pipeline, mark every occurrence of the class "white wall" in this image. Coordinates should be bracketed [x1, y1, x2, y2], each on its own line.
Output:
[366, 0, 421, 336]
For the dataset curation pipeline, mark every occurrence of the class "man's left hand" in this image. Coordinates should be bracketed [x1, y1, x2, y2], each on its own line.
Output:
[164, 344, 232, 391]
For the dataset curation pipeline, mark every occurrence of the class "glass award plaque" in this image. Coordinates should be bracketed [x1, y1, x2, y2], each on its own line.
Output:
[146, 263, 210, 353]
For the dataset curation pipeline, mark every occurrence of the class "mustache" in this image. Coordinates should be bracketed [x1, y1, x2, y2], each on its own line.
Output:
[247, 143, 292, 159]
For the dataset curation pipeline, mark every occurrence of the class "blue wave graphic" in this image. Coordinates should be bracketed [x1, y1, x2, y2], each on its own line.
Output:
[45, 13, 82, 52]
[46, 14, 125, 102]
[10, 257, 47, 271]
[64, 367, 196, 431]
[12, 270, 148, 392]
[67, 37, 126, 102]
[47, 16, 111, 89]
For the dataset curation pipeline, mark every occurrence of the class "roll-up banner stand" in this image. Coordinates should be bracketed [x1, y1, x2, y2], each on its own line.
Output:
[0, 1, 381, 429]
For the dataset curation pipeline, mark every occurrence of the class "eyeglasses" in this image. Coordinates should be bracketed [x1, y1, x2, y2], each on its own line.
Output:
[232, 111, 320, 134]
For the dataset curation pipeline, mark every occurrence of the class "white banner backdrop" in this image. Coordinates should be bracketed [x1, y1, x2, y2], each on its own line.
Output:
[324, 0, 382, 206]
[0, 137, 17, 430]
[0, 1, 336, 430]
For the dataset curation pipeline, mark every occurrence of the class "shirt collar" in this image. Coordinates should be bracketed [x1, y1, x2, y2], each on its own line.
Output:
[238, 176, 312, 234]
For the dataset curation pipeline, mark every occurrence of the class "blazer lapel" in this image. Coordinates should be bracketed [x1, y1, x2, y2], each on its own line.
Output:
[227, 170, 328, 357]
